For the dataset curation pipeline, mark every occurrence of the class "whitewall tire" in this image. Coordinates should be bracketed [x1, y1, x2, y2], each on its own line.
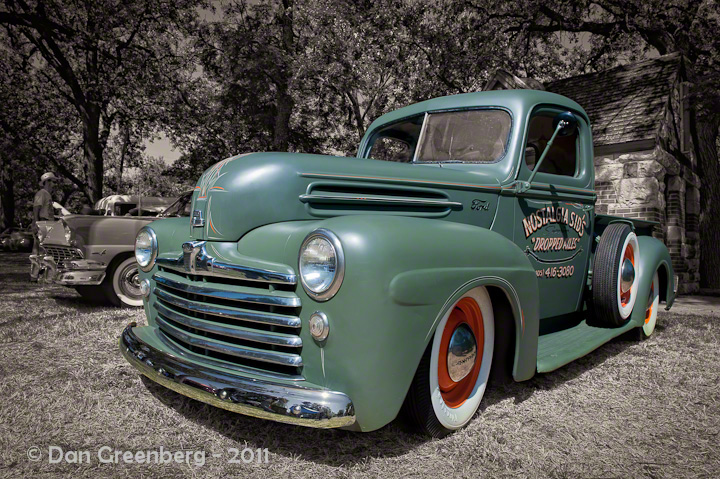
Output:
[103, 256, 144, 307]
[402, 286, 494, 437]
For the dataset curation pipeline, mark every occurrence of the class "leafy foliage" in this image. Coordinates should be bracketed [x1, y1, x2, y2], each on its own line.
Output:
[0, 0, 205, 203]
[2, 0, 719, 283]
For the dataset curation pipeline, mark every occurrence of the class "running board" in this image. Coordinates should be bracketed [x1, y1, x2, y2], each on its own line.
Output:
[537, 319, 636, 373]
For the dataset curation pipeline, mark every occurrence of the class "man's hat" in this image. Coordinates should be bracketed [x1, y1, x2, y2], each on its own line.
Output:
[40, 172, 58, 185]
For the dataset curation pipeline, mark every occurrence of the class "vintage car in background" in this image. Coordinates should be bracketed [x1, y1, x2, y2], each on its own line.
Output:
[33, 191, 191, 306]
[0, 227, 33, 251]
[94, 195, 175, 216]
[121, 90, 677, 437]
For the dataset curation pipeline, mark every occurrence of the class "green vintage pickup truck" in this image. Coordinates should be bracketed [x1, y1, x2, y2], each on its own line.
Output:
[121, 90, 676, 437]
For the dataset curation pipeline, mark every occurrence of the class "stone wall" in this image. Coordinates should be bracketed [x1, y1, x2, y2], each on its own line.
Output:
[594, 146, 701, 293]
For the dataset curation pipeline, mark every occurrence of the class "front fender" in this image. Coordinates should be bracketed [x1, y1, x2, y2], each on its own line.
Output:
[240, 215, 539, 432]
[630, 236, 676, 327]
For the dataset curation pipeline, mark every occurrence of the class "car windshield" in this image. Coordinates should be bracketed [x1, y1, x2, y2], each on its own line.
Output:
[159, 192, 193, 217]
[367, 109, 511, 164]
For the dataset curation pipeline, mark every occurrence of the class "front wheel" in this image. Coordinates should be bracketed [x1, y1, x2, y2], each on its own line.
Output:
[102, 256, 144, 307]
[402, 287, 494, 437]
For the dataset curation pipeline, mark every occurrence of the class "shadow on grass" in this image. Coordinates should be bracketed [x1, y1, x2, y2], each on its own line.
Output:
[50, 294, 111, 308]
[140, 375, 426, 466]
[482, 330, 639, 410]
[138, 326, 644, 466]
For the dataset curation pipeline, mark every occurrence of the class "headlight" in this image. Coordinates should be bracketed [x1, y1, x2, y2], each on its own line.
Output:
[299, 229, 344, 301]
[135, 227, 157, 272]
[62, 222, 72, 243]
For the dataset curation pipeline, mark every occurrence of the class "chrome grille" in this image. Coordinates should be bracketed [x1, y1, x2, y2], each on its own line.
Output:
[152, 269, 302, 376]
[42, 245, 83, 262]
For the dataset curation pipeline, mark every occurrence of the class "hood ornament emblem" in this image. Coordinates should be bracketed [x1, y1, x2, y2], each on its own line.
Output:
[191, 210, 205, 227]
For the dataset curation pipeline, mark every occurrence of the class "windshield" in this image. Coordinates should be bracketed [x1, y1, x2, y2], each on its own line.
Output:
[367, 109, 511, 164]
[160, 191, 193, 217]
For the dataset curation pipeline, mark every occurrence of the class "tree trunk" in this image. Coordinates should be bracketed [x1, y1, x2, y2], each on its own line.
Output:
[0, 152, 14, 230]
[345, 91, 366, 141]
[271, 0, 294, 152]
[273, 88, 294, 151]
[118, 122, 130, 193]
[82, 107, 104, 203]
[696, 116, 720, 289]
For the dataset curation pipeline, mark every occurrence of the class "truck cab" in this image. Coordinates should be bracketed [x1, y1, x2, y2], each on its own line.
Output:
[358, 94, 596, 320]
[121, 90, 676, 437]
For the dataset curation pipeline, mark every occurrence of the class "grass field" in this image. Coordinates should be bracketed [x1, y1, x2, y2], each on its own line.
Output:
[0, 251, 718, 478]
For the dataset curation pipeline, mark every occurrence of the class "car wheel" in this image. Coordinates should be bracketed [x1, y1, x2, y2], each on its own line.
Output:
[592, 223, 639, 327]
[636, 270, 660, 340]
[402, 287, 494, 437]
[103, 256, 143, 307]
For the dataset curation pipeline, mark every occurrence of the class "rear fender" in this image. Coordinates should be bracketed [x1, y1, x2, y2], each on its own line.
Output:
[630, 236, 676, 327]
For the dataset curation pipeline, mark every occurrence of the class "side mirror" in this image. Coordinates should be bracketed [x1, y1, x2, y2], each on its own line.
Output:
[553, 111, 577, 137]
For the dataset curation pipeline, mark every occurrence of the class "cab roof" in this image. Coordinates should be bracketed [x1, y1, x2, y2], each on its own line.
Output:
[364, 89, 590, 135]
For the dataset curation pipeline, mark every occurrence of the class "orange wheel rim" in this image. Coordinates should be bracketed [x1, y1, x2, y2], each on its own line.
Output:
[621, 243, 635, 307]
[438, 297, 484, 408]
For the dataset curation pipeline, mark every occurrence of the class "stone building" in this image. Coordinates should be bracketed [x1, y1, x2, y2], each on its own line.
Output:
[484, 53, 701, 293]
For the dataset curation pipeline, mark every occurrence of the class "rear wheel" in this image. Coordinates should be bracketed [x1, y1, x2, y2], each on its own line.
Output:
[636, 270, 660, 340]
[592, 223, 639, 327]
[102, 256, 143, 307]
[402, 287, 494, 437]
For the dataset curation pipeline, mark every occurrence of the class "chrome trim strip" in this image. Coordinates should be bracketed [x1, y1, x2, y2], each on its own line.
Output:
[155, 315, 303, 367]
[155, 288, 301, 328]
[153, 273, 301, 308]
[156, 245, 297, 285]
[56, 271, 106, 286]
[210, 259, 297, 285]
[121, 325, 354, 428]
[156, 330, 304, 381]
[299, 194, 461, 208]
[155, 302, 302, 348]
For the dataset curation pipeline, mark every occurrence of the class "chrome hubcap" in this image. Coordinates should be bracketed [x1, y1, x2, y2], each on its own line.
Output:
[447, 323, 477, 382]
[121, 266, 142, 297]
[621, 258, 635, 294]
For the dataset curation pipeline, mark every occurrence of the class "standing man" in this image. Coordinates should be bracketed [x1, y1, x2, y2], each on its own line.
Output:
[29, 172, 58, 281]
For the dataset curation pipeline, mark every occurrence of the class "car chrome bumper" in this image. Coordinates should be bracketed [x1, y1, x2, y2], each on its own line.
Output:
[38, 256, 106, 286]
[119, 324, 356, 429]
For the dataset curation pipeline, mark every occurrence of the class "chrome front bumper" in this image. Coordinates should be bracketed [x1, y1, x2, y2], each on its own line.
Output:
[119, 324, 356, 428]
[32, 256, 107, 285]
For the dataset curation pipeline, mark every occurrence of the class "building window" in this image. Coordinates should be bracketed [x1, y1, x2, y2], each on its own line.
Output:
[680, 82, 692, 154]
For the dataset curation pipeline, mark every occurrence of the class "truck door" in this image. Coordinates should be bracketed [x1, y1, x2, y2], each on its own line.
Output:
[513, 108, 595, 320]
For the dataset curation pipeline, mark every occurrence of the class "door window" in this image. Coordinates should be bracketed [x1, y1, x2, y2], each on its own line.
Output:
[525, 115, 578, 176]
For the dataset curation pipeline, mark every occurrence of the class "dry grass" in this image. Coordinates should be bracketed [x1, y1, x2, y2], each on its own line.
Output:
[0, 251, 718, 478]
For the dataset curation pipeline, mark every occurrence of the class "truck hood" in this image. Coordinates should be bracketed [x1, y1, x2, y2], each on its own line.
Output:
[191, 152, 503, 242]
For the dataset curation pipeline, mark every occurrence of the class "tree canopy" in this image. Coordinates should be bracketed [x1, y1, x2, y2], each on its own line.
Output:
[1, 0, 719, 283]
[0, 0, 203, 204]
